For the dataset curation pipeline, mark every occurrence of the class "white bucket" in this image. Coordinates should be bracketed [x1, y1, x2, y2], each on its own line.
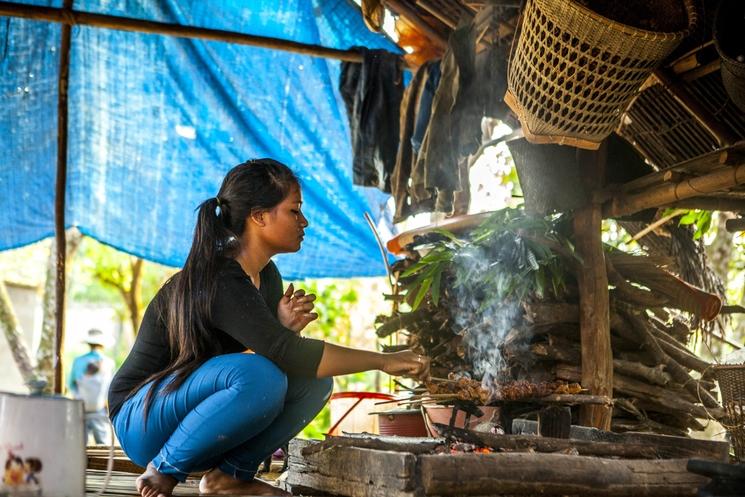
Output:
[0, 392, 86, 497]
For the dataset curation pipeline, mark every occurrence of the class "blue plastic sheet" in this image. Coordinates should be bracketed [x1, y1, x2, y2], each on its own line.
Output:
[0, 0, 400, 278]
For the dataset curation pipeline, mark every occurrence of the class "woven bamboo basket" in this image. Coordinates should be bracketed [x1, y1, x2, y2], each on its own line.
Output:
[506, 0, 697, 150]
[714, 363, 745, 461]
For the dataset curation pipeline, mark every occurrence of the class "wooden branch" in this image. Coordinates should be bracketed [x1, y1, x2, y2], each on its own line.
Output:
[0, 1, 369, 64]
[375, 308, 431, 337]
[0, 282, 37, 386]
[54, 0, 73, 395]
[606, 259, 670, 308]
[555, 363, 724, 420]
[522, 302, 579, 326]
[648, 323, 713, 376]
[630, 209, 687, 241]
[618, 307, 719, 409]
[609, 252, 722, 320]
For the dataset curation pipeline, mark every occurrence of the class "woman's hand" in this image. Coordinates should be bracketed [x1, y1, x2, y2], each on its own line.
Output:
[277, 283, 318, 333]
[381, 350, 430, 380]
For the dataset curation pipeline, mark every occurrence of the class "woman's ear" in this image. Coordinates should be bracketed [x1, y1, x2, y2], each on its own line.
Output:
[249, 210, 266, 227]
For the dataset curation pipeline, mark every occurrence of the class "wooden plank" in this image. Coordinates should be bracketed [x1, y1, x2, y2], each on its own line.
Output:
[419, 453, 707, 496]
[87, 456, 144, 474]
[512, 419, 730, 461]
[574, 145, 613, 429]
[288, 441, 418, 497]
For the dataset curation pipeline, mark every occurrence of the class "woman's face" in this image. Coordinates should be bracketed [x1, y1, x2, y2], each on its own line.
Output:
[260, 184, 308, 254]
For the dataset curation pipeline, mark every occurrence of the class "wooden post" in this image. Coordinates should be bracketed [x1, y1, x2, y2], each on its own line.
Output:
[573, 143, 613, 429]
[53, 0, 72, 394]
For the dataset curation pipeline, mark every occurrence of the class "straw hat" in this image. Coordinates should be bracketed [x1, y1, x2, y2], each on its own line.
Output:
[84, 328, 110, 347]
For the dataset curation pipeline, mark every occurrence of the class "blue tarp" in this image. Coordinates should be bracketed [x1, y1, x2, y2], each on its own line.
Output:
[0, 0, 401, 278]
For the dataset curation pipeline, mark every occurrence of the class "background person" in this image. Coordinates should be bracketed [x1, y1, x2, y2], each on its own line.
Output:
[68, 328, 115, 444]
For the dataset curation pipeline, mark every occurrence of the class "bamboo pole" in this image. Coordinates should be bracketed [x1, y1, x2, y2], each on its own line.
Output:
[664, 196, 745, 212]
[53, 0, 72, 394]
[605, 163, 745, 218]
[610, 141, 745, 195]
[0, 1, 366, 64]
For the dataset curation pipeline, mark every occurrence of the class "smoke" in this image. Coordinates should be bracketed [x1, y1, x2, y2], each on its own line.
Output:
[451, 245, 524, 393]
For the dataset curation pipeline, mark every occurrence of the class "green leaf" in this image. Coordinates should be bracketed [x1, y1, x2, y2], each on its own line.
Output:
[431, 270, 442, 306]
[412, 278, 432, 310]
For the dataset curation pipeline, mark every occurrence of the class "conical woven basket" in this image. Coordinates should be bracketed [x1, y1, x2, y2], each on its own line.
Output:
[506, 0, 697, 150]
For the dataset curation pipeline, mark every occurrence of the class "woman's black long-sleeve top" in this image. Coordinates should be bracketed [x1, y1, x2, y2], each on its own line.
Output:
[107, 258, 325, 419]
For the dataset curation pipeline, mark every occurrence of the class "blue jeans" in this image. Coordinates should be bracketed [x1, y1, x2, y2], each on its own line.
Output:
[112, 353, 332, 482]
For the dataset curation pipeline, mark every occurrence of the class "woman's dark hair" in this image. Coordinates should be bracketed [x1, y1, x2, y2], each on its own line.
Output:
[138, 158, 299, 419]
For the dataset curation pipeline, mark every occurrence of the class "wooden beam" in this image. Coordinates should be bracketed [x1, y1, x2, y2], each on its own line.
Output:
[0, 1, 366, 64]
[609, 141, 745, 195]
[419, 453, 707, 496]
[605, 163, 745, 218]
[53, 0, 72, 395]
[573, 144, 613, 430]
[664, 196, 745, 212]
[385, 0, 448, 48]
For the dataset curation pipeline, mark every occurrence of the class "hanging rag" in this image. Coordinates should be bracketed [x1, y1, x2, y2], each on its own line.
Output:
[340, 48, 404, 192]
[391, 60, 439, 222]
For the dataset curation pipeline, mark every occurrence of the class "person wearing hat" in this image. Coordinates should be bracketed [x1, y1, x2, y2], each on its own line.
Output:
[68, 328, 115, 444]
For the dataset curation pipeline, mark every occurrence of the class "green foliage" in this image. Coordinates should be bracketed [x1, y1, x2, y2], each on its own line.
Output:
[401, 208, 577, 310]
[292, 279, 381, 438]
[70, 237, 172, 307]
[662, 208, 713, 240]
[678, 209, 713, 240]
[400, 229, 462, 309]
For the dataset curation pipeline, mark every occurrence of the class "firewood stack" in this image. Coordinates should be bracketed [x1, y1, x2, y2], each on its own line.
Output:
[377, 211, 724, 437]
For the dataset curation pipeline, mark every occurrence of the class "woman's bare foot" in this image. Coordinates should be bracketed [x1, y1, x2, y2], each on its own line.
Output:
[199, 468, 290, 496]
[135, 463, 178, 497]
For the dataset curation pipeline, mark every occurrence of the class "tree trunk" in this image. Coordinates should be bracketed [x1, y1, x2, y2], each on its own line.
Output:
[0, 281, 36, 388]
[36, 230, 82, 393]
[128, 257, 143, 335]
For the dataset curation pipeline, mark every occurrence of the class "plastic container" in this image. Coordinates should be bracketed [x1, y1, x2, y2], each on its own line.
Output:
[328, 392, 395, 436]
[0, 391, 86, 497]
